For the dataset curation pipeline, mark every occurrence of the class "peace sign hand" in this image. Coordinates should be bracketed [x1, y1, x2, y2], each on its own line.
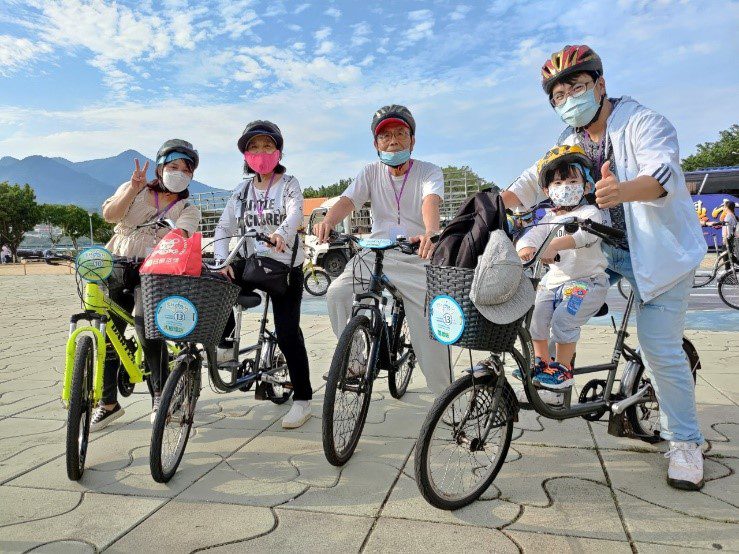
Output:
[130, 158, 150, 192]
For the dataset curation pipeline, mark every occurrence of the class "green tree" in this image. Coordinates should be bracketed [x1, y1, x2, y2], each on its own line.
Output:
[38, 204, 67, 247]
[91, 213, 114, 244]
[441, 165, 495, 189]
[303, 178, 354, 198]
[59, 205, 94, 250]
[682, 124, 739, 171]
[0, 182, 40, 260]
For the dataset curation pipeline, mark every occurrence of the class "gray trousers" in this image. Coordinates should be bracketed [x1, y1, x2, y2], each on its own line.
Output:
[326, 250, 452, 395]
[530, 275, 609, 344]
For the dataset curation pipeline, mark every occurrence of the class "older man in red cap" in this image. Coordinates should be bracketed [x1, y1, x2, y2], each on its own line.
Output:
[314, 104, 451, 395]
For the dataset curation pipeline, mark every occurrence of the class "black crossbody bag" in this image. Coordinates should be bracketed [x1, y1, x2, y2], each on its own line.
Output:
[237, 179, 300, 297]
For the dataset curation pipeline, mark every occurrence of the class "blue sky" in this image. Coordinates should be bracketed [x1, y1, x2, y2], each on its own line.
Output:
[0, 0, 737, 191]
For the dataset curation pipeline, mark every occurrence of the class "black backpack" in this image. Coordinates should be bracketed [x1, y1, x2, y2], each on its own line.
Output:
[431, 188, 510, 269]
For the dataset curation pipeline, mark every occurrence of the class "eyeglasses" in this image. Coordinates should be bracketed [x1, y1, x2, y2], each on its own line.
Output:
[376, 129, 411, 142]
[550, 81, 595, 107]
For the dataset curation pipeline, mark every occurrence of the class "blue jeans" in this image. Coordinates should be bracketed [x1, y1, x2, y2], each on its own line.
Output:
[602, 243, 703, 444]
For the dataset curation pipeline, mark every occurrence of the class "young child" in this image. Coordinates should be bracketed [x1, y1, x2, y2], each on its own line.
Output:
[516, 145, 609, 390]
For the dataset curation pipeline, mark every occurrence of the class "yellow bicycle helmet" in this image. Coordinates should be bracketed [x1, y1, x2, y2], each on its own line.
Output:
[536, 144, 593, 189]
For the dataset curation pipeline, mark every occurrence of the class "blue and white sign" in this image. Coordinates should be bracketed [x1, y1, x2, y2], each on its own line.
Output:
[75, 247, 114, 282]
[155, 296, 198, 339]
[358, 238, 396, 250]
[429, 295, 465, 345]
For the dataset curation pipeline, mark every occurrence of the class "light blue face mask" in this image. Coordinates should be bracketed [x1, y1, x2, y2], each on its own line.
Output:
[378, 149, 411, 167]
[554, 87, 601, 128]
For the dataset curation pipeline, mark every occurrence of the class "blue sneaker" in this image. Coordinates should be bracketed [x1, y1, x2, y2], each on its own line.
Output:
[513, 357, 547, 381]
[533, 362, 574, 390]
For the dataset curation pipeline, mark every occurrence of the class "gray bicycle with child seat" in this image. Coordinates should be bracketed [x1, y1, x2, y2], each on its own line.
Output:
[322, 233, 419, 466]
[414, 217, 700, 510]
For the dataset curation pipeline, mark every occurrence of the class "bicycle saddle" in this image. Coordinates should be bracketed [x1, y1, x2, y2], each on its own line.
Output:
[236, 293, 262, 309]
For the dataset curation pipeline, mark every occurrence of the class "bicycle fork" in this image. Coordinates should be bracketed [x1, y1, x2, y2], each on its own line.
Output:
[62, 313, 107, 406]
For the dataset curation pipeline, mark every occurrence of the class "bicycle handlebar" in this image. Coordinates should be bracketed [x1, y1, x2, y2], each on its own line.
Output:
[328, 230, 434, 255]
[205, 229, 276, 271]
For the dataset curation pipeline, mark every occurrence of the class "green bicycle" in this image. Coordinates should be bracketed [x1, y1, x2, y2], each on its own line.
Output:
[61, 227, 177, 481]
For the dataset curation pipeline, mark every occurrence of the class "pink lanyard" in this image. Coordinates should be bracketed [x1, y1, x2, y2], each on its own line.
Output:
[387, 160, 413, 224]
[250, 173, 278, 224]
[154, 192, 178, 217]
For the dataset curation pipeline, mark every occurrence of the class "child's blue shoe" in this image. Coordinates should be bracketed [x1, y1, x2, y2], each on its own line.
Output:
[513, 357, 547, 381]
[533, 362, 574, 390]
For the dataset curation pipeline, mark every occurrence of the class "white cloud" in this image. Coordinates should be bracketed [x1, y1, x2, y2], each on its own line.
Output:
[358, 55, 375, 67]
[286, 23, 302, 32]
[264, 1, 286, 17]
[350, 22, 371, 47]
[450, 5, 471, 21]
[314, 26, 332, 40]
[217, 1, 263, 39]
[324, 7, 341, 19]
[315, 41, 334, 55]
[294, 3, 311, 14]
[293, 42, 306, 50]
[0, 35, 52, 77]
[408, 9, 433, 21]
[404, 10, 435, 45]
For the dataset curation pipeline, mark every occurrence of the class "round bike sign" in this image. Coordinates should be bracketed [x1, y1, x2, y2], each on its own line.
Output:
[429, 295, 465, 345]
[75, 247, 114, 282]
[155, 295, 198, 339]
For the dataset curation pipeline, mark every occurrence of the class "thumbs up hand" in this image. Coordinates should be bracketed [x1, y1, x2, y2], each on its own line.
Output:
[594, 161, 622, 209]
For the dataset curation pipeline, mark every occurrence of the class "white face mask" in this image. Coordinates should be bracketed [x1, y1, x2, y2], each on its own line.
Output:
[549, 183, 584, 207]
[162, 170, 191, 193]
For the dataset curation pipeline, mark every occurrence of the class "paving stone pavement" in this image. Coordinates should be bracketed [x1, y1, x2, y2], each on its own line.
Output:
[0, 275, 737, 553]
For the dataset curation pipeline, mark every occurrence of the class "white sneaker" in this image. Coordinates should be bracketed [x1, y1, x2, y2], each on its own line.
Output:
[665, 441, 704, 490]
[217, 346, 236, 364]
[282, 401, 311, 429]
[515, 387, 564, 407]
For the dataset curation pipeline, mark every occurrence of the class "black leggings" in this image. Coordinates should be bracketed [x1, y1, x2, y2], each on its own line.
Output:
[221, 262, 312, 401]
[102, 266, 169, 405]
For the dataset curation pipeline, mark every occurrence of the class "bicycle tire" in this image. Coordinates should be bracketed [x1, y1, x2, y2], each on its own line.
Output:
[265, 346, 293, 405]
[66, 335, 94, 481]
[304, 268, 331, 296]
[717, 271, 739, 310]
[626, 338, 699, 442]
[150, 359, 197, 483]
[414, 373, 514, 510]
[388, 307, 414, 399]
[322, 315, 374, 466]
[692, 271, 715, 288]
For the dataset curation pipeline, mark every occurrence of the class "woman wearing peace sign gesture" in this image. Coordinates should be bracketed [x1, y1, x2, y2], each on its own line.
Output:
[92, 140, 202, 431]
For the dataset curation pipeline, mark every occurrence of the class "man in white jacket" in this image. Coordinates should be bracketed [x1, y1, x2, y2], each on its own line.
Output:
[502, 45, 706, 490]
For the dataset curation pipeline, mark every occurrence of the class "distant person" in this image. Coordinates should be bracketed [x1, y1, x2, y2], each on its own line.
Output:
[1, 245, 10, 263]
[718, 200, 737, 265]
[91, 139, 201, 431]
[501, 44, 707, 490]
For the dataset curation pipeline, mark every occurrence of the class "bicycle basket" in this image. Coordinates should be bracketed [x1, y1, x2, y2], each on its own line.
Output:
[426, 265, 523, 351]
[140, 273, 240, 345]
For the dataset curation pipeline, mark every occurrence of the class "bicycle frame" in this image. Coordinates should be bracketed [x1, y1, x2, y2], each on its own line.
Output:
[350, 248, 405, 376]
[62, 281, 147, 405]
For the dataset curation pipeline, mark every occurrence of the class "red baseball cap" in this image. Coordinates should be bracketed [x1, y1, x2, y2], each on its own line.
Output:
[374, 117, 410, 136]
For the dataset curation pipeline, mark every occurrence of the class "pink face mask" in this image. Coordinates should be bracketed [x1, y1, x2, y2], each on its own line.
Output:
[244, 150, 281, 174]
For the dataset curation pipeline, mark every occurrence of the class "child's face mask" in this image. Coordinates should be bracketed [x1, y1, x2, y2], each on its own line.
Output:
[549, 182, 585, 207]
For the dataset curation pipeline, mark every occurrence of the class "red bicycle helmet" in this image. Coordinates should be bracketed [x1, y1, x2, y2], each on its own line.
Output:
[541, 45, 603, 95]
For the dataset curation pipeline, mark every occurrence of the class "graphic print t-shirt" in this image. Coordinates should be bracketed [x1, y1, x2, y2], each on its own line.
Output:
[214, 175, 305, 267]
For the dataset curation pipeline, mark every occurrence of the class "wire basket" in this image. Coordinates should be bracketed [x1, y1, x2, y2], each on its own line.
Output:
[141, 273, 240, 345]
[426, 265, 523, 351]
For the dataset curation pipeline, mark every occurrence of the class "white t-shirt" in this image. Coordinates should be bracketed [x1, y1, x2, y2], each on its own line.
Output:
[214, 175, 305, 267]
[342, 160, 444, 239]
[722, 212, 737, 240]
[516, 204, 608, 289]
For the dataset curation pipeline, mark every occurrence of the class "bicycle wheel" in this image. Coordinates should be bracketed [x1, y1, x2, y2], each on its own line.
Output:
[717, 270, 739, 310]
[414, 373, 514, 510]
[626, 338, 699, 442]
[388, 308, 414, 399]
[150, 358, 198, 483]
[303, 268, 331, 296]
[264, 345, 293, 405]
[322, 315, 374, 466]
[66, 335, 95, 481]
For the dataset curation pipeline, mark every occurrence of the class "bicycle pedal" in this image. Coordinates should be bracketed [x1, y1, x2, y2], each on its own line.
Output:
[254, 381, 268, 400]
